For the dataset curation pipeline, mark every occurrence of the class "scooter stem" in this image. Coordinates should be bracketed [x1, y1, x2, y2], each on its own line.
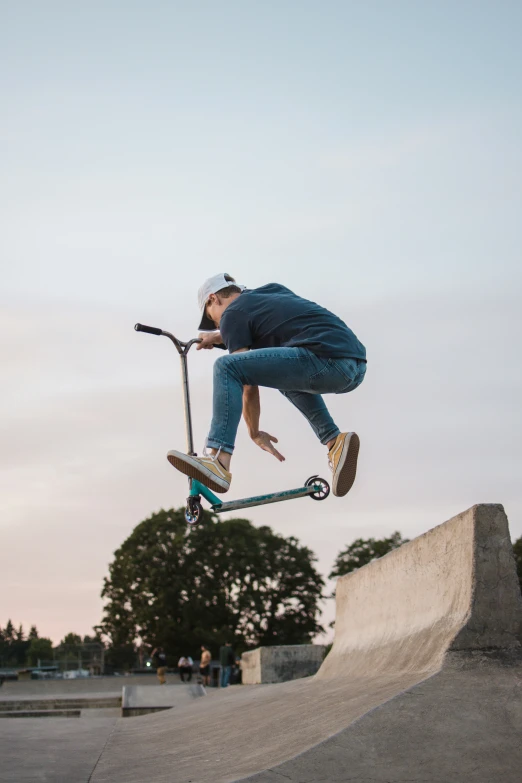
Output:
[179, 352, 196, 455]
[134, 324, 201, 455]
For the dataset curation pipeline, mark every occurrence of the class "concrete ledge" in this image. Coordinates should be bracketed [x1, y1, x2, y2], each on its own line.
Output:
[121, 684, 205, 717]
[122, 706, 172, 718]
[318, 503, 522, 680]
[0, 709, 81, 718]
[241, 645, 327, 684]
[0, 697, 120, 711]
[0, 674, 168, 697]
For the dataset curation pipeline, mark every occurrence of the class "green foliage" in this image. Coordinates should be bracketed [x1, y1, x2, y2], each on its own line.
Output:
[0, 621, 31, 666]
[3, 620, 15, 643]
[55, 632, 83, 661]
[26, 637, 54, 666]
[98, 507, 325, 663]
[83, 632, 103, 644]
[329, 532, 409, 580]
[513, 536, 522, 595]
[0, 624, 103, 669]
[59, 633, 82, 650]
[103, 642, 137, 671]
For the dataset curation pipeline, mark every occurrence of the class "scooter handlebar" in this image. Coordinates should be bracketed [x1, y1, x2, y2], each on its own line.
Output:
[134, 323, 163, 336]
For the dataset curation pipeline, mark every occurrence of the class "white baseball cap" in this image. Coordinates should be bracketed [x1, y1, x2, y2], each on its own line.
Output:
[197, 273, 246, 330]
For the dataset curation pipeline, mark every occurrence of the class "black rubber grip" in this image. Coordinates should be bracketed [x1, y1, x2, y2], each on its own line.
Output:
[134, 323, 163, 335]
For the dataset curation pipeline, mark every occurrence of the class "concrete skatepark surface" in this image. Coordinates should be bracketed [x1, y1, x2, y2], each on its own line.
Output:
[121, 682, 208, 715]
[0, 680, 194, 782]
[0, 673, 175, 697]
[1, 504, 521, 782]
[0, 715, 118, 783]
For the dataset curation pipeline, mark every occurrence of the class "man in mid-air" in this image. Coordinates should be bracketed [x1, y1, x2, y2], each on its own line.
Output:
[167, 274, 367, 497]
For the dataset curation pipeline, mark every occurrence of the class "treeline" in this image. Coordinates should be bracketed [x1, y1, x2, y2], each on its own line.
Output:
[0, 625, 102, 669]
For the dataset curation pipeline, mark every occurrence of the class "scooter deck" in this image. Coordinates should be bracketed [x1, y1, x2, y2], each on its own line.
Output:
[190, 479, 321, 514]
[212, 485, 318, 513]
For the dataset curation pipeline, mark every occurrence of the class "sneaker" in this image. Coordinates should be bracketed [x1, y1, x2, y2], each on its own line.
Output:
[166, 451, 231, 494]
[328, 432, 360, 497]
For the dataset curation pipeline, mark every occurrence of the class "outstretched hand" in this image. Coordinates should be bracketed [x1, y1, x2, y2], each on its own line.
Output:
[251, 431, 285, 462]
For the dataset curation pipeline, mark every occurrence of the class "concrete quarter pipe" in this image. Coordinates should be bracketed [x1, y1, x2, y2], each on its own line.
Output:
[91, 503, 522, 783]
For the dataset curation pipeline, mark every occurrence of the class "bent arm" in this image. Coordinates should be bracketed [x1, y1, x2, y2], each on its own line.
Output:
[232, 349, 284, 460]
[243, 385, 260, 437]
[230, 347, 259, 436]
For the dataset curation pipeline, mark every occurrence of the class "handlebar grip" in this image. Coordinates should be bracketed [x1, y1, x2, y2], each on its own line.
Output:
[134, 323, 163, 336]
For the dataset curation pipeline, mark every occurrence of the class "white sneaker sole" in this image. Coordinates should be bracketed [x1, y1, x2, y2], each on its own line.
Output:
[166, 451, 230, 494]
[332, 433, 360, 497]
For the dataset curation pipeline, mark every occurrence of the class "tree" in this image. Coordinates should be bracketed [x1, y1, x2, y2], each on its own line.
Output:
[513, 536, 522, 595]
[26, 637, 54, 667]
[83, 632, 103, 644]
[11, 624, 28, 665]
[0, 621, 30, 666]
[0, 626, 7, 667]
[330, 532, 408, 579]
[98, 507, 325, 664]
[56, 633, 83, 663]
[60, 633, 82, 648]
[3, 620, 15, 644]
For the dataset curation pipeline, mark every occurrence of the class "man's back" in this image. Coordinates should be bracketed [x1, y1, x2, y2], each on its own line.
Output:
[219, 283, 366, 359]
[153, 650, 166, 667]
[220, 644, 232, 667]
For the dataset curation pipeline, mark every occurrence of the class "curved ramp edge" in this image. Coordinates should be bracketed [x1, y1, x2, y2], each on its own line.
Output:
[318, 503, 522, 680]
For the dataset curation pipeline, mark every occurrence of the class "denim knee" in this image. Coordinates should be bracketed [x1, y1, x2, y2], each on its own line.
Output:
[214, 353, 245, 384]
[213, 353, 233, 378]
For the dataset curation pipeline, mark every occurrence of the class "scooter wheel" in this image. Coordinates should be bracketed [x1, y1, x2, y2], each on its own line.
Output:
[185, 499, 203, 525]
[305, 476, 330, 501]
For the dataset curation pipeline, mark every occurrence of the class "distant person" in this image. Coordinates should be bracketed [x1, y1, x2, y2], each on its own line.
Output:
[232, 655, 242, 685]
[167, 274, 366, 498]
[199, 645, 212, 687]
[151, 646, 168, 685]
[178, 655, 194, 682]
[219, 641, 236, 688]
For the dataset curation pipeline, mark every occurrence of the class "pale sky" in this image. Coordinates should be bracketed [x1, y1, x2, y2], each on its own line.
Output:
[1, 0, 521, 645]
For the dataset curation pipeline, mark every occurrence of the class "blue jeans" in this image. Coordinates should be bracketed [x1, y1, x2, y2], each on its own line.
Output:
[221, 665, 232, 687]
[207, 347, 366, 454]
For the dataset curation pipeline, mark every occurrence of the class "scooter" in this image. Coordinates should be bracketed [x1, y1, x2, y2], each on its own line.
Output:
[135, 323, 331, 525]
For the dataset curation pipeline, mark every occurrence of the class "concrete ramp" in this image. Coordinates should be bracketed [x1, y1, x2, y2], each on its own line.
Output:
[90, 504, 522, 783]
[121, 683, 206, 716]
[318, 501, 521, 679]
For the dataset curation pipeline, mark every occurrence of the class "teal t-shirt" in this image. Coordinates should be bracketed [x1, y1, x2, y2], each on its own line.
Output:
[219, 283, 366, 360]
